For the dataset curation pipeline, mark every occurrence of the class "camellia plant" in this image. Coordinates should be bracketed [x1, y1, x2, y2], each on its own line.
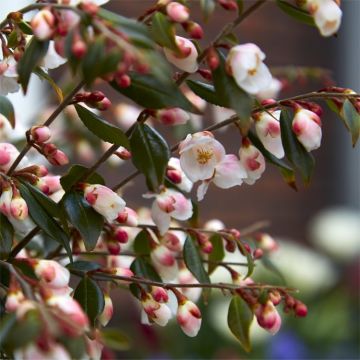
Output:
[0, 0, 359, 358]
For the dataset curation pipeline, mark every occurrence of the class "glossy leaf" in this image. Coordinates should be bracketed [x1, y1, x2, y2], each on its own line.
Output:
[211, 50, 254, 130]
[0, 214, 14, 259]
[200, 0, 216, 21]
[151, 12, 178, 52]
[74, 276, 105, 327]
[276, 0, 315, 26]
[34, 67, 63, 102]
[0, 312, 16, 348]
[17, 38, 49, 93]
[67, 260, 102, 273]
[111, 73, 197, 112]
[101, 328, 131, 351]
[61, 337, 86, 359]
[133, 230, 152, 256]
[341, 99, 360, 146]
[0, 96, 15, 128]
[186, 80, 225, 107]
[75, 105, 129, 148]
[183, 235, 211, 287]
[60, 165, 105, 192]
[18, 183, 72, 261]
[227, 296, 254, 352]
[63, 191, 104, 251]
[130, 123, 170, 191]
[208, 234, 225, 274]
[280, 109, 315, 184]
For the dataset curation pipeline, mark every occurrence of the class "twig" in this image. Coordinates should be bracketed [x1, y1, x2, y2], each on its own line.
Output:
[7, 226, 41, 261]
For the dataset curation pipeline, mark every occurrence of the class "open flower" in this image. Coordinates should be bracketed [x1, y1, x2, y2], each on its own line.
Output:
[0, 56, 20, 96]
[145, 188, 193, 235]
[179, 131, 225, 183]
[292, 108, 322, 152]
[226, 43, 272, 95]
[84, 184, 126, 222]
[164, 36, 199, 73]
[255, 110, 284, 159]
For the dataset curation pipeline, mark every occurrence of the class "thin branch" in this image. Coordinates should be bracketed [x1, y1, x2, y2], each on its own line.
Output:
[7, 226, 41, 261]
[7, 80, 85, 176]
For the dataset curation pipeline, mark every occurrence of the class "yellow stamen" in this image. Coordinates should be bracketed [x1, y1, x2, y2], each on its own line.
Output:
[196, 148, 213, 165]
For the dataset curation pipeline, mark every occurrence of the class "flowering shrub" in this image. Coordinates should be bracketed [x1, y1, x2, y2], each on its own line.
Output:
[0, 0, 359, 358]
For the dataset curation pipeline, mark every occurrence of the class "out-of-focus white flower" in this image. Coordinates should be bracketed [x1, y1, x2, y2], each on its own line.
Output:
[164, 36, 199, 73]
[239, 139, 266, 185]
[292, 108, 322, 152]
[255, 110, 284, 159]
[41, 41, 67, 69]
[178, 267, 202, 303]
[167, 157, 193, 193]
[256, 77, 282, 101]
[14, 343, 71, 360]
[31, 9, 55, 40]
[114, 103, 142, 131]
[34, 260, 70, 289]
[0, 56, 20, 96]
[155, 108, 190, 126]
[305, 0, 342, 37]
[177, 299, 202, 337]
[226, 43, 272, 95]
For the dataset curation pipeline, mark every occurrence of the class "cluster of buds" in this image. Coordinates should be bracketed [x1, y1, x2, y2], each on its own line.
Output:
[40, 142, 69, 166]
[73, 91, 112, 111]
[320, 86, 360, 114]
[189, 229, 213, 254]
[0, 179, 28, 221]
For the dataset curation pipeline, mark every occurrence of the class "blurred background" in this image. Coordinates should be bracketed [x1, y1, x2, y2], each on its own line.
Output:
[1, 0, 359, 359]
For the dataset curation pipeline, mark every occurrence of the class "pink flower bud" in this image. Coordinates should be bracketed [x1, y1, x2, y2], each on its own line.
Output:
[30, 126, 51, 143]
[116, 206, 138, 226]
[255, 233, 279, 252]
[295, 301, 308, 317]
[178, 268, 201, 302]
[34, 165, 49, 177]
[254, 300, 282, 335]
[96, 97, 112, 111]
[142, 293, 172, 326]
[48, 149, 69, 166]
[0, 148, 10, 165]
[98, 294, 114, 326]
[155, 108, 190, 126]
[166, 2, 190, 23]
[10, 195, 28, 220]
[182, 21, 204, 39]
[42, 143, 57, 156]
[166, 168, 182, 184]
[151, 286, 169, 303]
[269, 290, 282, 306]
[42, 175, 61, 194]
[5, 289, 25, 312]
[72, 39, 87, 59]
[0, 186, 13, 216]
[114, 147, 132, 160]
[107, 241, 121, 255]
[0, 143, 20, 173]
[177, 299, 202, 337]
[151, 244, 176, 267]
[114, 227, 129, 243]
[219, 0, 238, 11]
[31, 9, 55, 40]
[115, 74, 131, 88]
[253, 248, 264, 260]
[292, 108, 322, 152]
[34, 260, 70, 288]
[162, 231, 182, 252]
[113, 267, 134, 280]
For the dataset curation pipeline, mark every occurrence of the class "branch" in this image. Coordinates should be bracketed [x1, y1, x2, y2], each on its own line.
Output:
[7, 226, 41, 261]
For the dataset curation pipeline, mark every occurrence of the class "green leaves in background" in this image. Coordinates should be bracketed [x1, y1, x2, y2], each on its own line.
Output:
[151, 12, 178, 52]
[186, 80, 225, 107]
[101, 329, 131, 351]
[208, 234, 225, 274]
[280, 109, 315, 184]
[63, 192, 104, 251]
[130, 123, 170, 191]
[111, 73, 196, 112]
[227, 296, 254, 352]
[276, 0, 315, 26]
[341, 99, 360, 147]
[67, 260, 101, 274]
[0, 214, 14, 259]
[17, 38, 49, 93]
[0, 96, 15, 128]
[60, 165, 105, 192]
[133, 230, 152, 256]
[75, 105, 129, 148]
[200, 0, 216, 21]
[74, 276, 104, 327]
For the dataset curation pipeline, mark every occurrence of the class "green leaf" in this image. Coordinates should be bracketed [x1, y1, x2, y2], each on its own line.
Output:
[0, 96, 15, 128]
[0, 313, 16, 347]
[341, 99, 360, 146]
[34, 67, 64, 102]
[74, 276, 104, 327]
[18, 21, 33, 35]
[237, 240, 255, 279]
[101, 328, 131, 351]
[60, 165, 105, 192]
[186, 80, 225, 107]
[133, 230, 152, 256]
[63, 192, 104, 251]
[110, 73, 197, 112]
[276, 0, 315, 26]
[67, 260, 101, 273]
[17, 38, 49, 93]
[98, 9, 155, 49]
[75, 105, 129, 148]
[211, 50, 254, 130]
[12, 259, 38, 280]
[61, 336, 86, 359]
[208, 234, 225, 274]
[200, 0, 216, 21]
[0, 214, 14, 259]
[151, 12, 178, 53]
[130, 123, 170, 191]
[18, 183, 72, 261]
[280, 109, 315, 184]
[183, 235, 211, 300]
[227, 296, 254, 352]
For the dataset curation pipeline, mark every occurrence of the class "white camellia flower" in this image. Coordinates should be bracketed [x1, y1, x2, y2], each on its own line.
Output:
[167, 157, 193, 193]
[292, 108, 322, 152]
[255, 110, 284, 159]
[239, 139, 266, 185]
[257, 77, 282, 101]
[226, 43, 272, 95]
[145, 188, 193, 235]
[0, 56, 20, 96]
[179, 131, 225, 183]
[305, 0, 342, 37]
[164, 36, 199, 73]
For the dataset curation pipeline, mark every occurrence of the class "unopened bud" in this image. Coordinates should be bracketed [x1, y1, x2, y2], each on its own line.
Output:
[197, 68, 212, 81]
[116, 206, 138, 226]
[166, 2, 190, 23]
[207, 47, 220, 70]
[115, 147, 132, 160]
[31, 9, 55, 40]
[10, 195, 28, 220]
[294, 301, 308, 317]
[219, 0, 238, 11]
[107, 241, 121, 255]
[72, 39, 87, 59]
[114, 227, 129, 244]
[176, 299, 202, 337]
[48, 149, 69, 166]
[31, 126, 51, 143]
[151, 286, 169, 303]
[182, 21, 204, 39]
[155, 108, 190, 126]
[96, 97, 112, 111]
[253, 248, 264, 260]
[99, 294, 114, 326]
[115, 74, 131, 88]
[166, 168, 182, 184]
